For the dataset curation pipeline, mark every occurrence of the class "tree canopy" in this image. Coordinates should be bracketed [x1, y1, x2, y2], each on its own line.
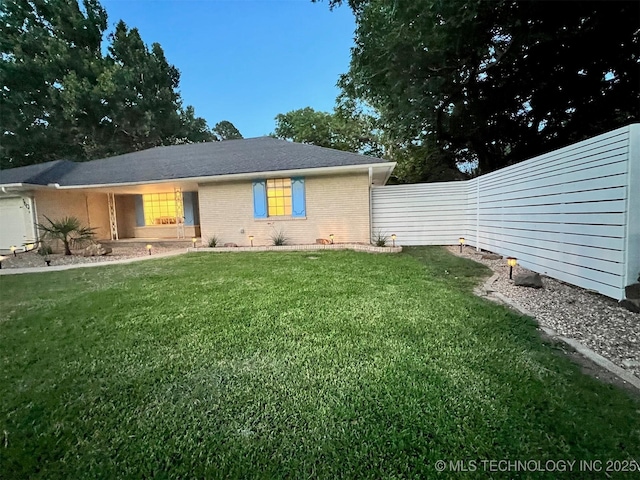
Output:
[0, 0, 240, 169]
[272, 106, 383, 157]
[213, 120, 244, 141]
[319, 0, 639, 180]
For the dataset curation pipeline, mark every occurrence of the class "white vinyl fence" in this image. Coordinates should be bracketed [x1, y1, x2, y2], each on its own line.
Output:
[371, 124, 640, 300]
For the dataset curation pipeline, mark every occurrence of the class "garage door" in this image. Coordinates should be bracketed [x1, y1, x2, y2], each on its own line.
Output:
[0, 196, 36, 251]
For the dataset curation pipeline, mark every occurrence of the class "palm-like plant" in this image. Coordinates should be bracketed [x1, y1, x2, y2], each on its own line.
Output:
[36, 216, 96, 256]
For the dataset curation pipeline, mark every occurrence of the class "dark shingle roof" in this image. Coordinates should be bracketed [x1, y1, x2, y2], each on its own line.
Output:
[0, 137, 390, 187]
[0, 160, 76, 185]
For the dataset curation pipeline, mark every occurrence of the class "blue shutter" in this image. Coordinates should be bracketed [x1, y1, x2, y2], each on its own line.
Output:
[252, 180, 267, 218]
[291, 177, 306, 218]
[183, 192, 195, 226]
[135, 195, 145, 226]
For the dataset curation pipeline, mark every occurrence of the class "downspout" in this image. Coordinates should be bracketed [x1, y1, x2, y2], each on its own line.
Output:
[30, 196, 39, 243]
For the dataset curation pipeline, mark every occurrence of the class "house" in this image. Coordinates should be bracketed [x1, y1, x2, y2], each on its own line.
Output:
[0, 137, 395, 250]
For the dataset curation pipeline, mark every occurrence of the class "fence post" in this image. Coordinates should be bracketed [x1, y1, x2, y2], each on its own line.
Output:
[476, 176, 480, 252]
[624, 124, 640, 289]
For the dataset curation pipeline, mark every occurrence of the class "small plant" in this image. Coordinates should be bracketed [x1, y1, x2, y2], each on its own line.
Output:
[37, 242, 53, 256]
[207, 235, 221, 248]
[270, 228, 289, 246]
[373, 230, 388, 247]
[36, 216, 96, 256]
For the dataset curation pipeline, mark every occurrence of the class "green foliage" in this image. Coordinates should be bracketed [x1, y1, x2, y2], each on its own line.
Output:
[269, 228, 289, 246]
[373, 229, 387, 247]
[207, 235, 220, 248]
[0, 249, 638, 477]
[0, 0, 216, 168]
[37, 243, 53, 256]
[213, 120, 243, 141]
[272, 106, 383, 156]
[36, 216, 96, 255]
[325, 0, 639, 180]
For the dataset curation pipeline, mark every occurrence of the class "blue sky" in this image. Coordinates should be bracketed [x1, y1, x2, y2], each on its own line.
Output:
[100, 0, 356, 138]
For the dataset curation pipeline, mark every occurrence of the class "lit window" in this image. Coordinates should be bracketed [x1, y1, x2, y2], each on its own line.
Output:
[267, 178, 292, 217]
[142, 193, 181, 225]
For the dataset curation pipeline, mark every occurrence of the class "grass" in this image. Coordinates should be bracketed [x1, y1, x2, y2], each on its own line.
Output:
[1, 247, 638, 479]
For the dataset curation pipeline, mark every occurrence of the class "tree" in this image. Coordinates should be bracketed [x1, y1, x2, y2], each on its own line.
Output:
[0, 0, 108, 167]
[321, 0, 639, 179]
[272, 106, 383, 155]
[1, 0, 214, 168]
[213, 120, 243, 140]
[37, 216, 96, 255]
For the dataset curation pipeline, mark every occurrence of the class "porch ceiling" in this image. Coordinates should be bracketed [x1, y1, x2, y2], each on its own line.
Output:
[72, 180, 201, 195]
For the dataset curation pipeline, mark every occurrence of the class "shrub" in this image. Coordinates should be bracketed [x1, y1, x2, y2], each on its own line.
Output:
[207, 235, 221, 248]
[37, 242, 53, 256]
[270, 228, 288, 246]
[373, 230, 387, 247]
[36, 216, 96, 256]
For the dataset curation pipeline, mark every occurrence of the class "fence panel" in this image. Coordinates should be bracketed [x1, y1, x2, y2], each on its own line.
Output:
[370, 124, 638, 299]
[371, 182, 467, 245]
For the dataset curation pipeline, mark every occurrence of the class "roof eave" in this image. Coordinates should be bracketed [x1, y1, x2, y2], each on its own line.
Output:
[51, 162, 396, 189]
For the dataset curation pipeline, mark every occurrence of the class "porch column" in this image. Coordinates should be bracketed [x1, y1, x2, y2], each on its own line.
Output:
[175, 188, 185, 238]
[107, 192, 118, 240]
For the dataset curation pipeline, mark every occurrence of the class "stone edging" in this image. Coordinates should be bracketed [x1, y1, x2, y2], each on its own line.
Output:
[479, 273, 640, 391]
[189, 244, 403, 254]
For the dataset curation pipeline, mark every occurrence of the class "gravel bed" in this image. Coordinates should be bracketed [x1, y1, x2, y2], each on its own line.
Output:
[0, 243, 187, 269]
[447, 246, 640, 379]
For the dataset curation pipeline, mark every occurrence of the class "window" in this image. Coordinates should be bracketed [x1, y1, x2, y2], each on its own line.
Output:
[267, 178, 292, 217]
[142, 193, 182, 225]
[252, 178, 305, 219]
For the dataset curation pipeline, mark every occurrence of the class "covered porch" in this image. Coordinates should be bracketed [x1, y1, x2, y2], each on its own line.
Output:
[33, 179, 202, 242]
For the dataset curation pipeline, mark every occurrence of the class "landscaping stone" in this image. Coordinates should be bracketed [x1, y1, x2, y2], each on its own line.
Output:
[316, 238, 331, 245]
[223, 243, 238, 248]
[481, 254, 502, 260]
[619, 299, 640, 314]
[624, 283, 640, 299]
[622, 359, 640, 369]
[83, 243, 112, 257]
[513, 272, 543, 288]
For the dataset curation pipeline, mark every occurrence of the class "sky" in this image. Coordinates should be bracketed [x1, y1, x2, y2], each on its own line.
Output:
[99, 0, 356, 139]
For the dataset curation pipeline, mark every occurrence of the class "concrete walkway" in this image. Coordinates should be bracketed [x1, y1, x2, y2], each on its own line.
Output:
[0, 249, 188, 275]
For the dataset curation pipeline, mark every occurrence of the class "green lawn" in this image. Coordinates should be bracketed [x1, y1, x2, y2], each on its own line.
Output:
[1, 247, 638, 479]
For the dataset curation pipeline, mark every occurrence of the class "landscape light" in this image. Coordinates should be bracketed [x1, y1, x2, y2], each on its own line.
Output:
[10, 246, 16, 256]
[330, 234, 334, 244]
[146, 244, 152, 255]
[507, 257, 517, 280]
[192, 237, 197, 248]
[391, 234, 397, 247]
[459, 237, 465, 253]
[249, 235, 254, 247]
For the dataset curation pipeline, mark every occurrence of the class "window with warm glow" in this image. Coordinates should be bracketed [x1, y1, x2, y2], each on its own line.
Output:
[142, 193, 181, 225]
[267, 178, 292, 216]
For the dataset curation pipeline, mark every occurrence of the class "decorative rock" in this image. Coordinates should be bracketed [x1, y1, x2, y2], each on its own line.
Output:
[622, 359, 640, 369]
[83, 243, 112, 257]
[223, 243, 238, 248]
[618, 299, 640, 314]
[624, 283, 640, 300]
[481, 254, 502, 260]
[513, 272, 543, 288]
[316, 238, 331, 245]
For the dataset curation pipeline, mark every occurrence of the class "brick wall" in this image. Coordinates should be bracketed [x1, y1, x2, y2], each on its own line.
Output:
[34, 190, 110, 241]
[198, 172, 371, 246]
